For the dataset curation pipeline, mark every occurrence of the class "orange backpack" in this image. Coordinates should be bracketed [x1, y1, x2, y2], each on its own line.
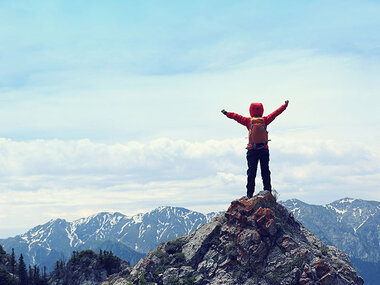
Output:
[247, 117, 268, 149]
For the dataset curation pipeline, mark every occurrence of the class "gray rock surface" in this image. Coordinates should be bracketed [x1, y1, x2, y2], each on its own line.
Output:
[182, 221, 221, 264]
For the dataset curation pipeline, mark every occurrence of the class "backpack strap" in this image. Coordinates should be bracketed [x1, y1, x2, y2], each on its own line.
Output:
[246, 141, 271, 150]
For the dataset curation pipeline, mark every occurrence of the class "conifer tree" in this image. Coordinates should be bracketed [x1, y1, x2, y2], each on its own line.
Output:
[33, 264, 40, 285]
[10, 248, 16, 275]
[0, 244, 5, 255]
[28, 264, 33, 284]
[18, 254, 28, 285]
[0, 267, 15, 285]
[41, 266, 48, 285]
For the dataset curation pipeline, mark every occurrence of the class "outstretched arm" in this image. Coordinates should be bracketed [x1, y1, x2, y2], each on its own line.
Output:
[221, 109, 250, 127]
[265, 100, 289, 125]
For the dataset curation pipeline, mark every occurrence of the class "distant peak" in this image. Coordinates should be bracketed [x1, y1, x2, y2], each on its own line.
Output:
[157, 205, 184, 210]
[48, 218, 67, 224]
[336, 197, 356, 204]
[83, 211, 125, 220]
[157, 206, 172, 211]
[154, 205, 192, 214]
[280, 198, 307, 207]
[327, 198, 358, 209]
[284, 198, 304, 203]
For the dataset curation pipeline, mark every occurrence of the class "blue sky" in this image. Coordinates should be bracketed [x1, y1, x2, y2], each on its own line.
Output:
[0, 0, 379, 237]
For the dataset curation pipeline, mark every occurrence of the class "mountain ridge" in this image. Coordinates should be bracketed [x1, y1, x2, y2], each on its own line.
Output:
[0, 206, 220, 272]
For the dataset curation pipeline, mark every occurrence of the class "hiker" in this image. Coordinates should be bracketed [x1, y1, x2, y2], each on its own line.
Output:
[221, 101, 289, 198]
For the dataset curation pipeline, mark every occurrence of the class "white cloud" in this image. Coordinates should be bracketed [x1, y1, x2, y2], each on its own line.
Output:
[0, 136, 378, 237]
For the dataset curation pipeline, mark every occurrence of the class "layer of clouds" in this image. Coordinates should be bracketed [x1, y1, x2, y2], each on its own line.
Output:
[0, 136, 378, 237]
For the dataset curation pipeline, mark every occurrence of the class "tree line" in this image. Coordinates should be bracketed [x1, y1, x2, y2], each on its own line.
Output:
[0, 245, 48, 285]
[0, 245, 122, 285]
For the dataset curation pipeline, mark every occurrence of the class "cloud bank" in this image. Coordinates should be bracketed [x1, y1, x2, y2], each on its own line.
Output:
[0, 136, 378, 237]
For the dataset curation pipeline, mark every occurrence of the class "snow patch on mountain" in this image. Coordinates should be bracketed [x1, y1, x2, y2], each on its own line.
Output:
[132, 213, 143, 223]
[354, 217, 370, 233]
[325, 204, 348, 215]
[339, 198, 355, 204]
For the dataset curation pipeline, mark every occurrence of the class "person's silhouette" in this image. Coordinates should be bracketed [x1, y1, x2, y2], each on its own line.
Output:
[221, 100, 289, 198]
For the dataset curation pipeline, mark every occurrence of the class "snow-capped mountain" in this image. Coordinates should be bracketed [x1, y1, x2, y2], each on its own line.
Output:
[281, 197, 380, 261]
[281, 197, 380, 284]
[325, 198, 379, 233]
[0, 206, 220, 271]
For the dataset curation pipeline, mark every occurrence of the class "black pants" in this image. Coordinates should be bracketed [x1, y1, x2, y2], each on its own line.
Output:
[246, 148, 272, 198]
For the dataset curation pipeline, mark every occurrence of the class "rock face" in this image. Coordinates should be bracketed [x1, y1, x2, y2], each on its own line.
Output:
[103, 193, 364, 285]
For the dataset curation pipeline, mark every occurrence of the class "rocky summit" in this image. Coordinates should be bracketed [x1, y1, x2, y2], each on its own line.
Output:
[103, 192, 363, 285]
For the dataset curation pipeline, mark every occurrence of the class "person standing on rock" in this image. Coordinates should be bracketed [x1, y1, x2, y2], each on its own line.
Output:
[221, 101, 289, 198]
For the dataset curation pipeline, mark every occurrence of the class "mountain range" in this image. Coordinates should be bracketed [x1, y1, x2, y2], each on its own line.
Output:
[1, 197, 379, 283]
[0, 206, 218, 272]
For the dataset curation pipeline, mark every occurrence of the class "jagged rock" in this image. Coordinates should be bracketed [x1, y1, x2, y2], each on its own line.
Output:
[103, 193, 364, 285]
[182, 221, 221, 265]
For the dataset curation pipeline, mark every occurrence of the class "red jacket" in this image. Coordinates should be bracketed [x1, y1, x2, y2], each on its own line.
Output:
[226, 102, 288, 149]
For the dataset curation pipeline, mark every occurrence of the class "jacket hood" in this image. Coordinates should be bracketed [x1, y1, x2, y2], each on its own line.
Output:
[249, 103, 264, 117]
